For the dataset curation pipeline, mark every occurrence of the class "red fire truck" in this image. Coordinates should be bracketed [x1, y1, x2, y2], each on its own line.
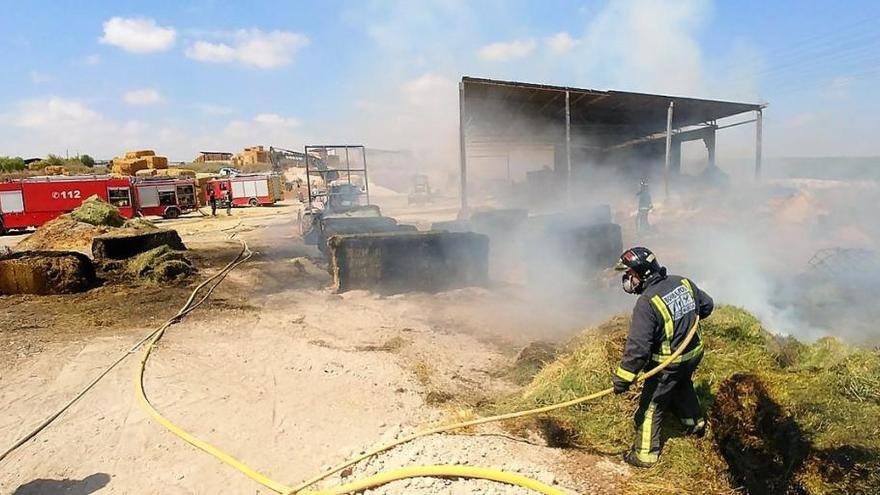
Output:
[205, 174, 283, 207]
[0, 175, 199, 234]
[130, 178, 198, 219]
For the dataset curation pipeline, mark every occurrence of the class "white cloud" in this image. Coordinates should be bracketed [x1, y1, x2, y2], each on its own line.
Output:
[252, 113, 299, 127]
[224, 113, 299, 138]
[99, 17, 176, 53]
[29, 71, 51, 84]
[545, 32, 577, 54]
[13, 96, 99, 129]
[123, 88, 163, 105]
[221, 112, 304, 150]
[401, 73, 456, 105]
[478, 38, 536, 61]
[185, 29, 309, 69]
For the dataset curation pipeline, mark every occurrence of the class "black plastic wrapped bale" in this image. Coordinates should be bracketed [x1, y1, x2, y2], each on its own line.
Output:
[0, 251, 96, 294]
[575, 222, 623, 271]
[430, 219, 471, 232]
[328, 231, 489, 293]
[92, 229, 185, 260]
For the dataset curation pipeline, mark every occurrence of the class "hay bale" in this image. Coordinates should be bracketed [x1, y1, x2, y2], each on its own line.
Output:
[430, 219, 471, 232]
[145, 155, 168, 169]
[70, 195, 125, 227]
[525, 221, 622, 287]
[0, 251, 95, 294]
[470, 209, 529, 237]
[127, 246, 193, 283]
[112, 158, 148, 176]
[328, 231, 489, 294]
[17, 215, 115, 255]
[125, 150, 155, 159]
[92, 229, 185, 260]
[319, 216, 403, 252]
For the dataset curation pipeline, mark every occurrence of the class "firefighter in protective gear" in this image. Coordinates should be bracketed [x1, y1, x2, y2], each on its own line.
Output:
[636, 180, 653, 234]
[612, 247, 714, 468]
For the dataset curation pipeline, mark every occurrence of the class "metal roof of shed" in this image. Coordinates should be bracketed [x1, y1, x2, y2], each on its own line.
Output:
[462, 76, 763, 144]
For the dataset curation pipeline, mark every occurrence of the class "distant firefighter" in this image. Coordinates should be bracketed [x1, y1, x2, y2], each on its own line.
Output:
[208, 188, 217, 216]
[636, 180, 653, 233]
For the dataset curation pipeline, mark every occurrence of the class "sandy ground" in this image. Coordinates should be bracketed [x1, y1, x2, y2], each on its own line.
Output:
[0, 201, 627, 494]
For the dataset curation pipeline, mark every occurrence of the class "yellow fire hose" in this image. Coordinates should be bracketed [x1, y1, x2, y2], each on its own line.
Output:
[136, 245, 702, 495]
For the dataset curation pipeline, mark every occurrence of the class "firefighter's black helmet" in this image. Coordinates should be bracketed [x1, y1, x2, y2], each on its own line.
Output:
[615, 247, 663, 294]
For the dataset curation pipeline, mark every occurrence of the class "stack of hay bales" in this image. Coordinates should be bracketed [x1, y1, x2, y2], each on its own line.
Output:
[43, 165, 67, 175]
[111, 150, 169, 176]
[232, 146, 270, 167]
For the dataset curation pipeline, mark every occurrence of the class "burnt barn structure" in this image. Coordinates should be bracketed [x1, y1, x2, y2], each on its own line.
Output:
[458, 76, 766, 211]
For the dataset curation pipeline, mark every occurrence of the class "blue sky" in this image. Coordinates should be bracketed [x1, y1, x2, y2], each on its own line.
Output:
[1, 0, 878, 162]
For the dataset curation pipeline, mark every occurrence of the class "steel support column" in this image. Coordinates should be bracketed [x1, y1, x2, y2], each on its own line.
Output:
[458, 81, 468, 216]
[564, 90, 572, 204]
[664, 101, 674, 198]
[755, 109, 763, 181]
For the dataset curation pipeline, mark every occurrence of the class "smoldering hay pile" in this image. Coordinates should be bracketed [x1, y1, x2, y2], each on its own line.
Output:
[500, 307, 880, 495]
[18, 196, 157, 255]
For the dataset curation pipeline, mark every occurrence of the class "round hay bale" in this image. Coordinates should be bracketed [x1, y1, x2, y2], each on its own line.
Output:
[0, 251, 95, 295]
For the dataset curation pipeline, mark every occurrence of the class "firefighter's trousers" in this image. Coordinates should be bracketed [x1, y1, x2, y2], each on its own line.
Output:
[631, 352, 704, 464]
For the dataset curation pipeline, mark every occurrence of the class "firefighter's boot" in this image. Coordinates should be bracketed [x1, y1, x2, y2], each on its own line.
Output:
[623, 450, 657, 468]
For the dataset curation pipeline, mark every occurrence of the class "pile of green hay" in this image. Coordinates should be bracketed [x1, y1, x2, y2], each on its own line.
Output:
[501, 306, 880, 494]
[127, 245, 194, 284]
[122, 217, 157, 230]
[70, 195, 125, 227]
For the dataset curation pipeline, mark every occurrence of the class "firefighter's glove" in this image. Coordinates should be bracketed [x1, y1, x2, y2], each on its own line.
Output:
[611, 376, 631, 395]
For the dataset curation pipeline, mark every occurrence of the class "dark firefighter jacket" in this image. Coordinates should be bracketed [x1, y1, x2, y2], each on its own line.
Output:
[613, 274, 714, 385]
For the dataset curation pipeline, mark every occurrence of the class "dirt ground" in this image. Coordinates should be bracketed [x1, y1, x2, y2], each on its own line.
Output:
[0, 201, 627, 494]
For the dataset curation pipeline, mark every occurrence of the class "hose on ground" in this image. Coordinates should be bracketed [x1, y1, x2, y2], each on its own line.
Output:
[135, 246, 701, 495]
[0, 238, 252, 464]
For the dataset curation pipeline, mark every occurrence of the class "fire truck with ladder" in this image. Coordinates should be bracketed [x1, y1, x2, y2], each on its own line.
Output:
[0, 175, 198, 234]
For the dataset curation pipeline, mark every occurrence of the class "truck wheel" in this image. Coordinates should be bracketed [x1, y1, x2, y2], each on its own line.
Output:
[248, 198, 259, 207]
[164, 207, 180, 219]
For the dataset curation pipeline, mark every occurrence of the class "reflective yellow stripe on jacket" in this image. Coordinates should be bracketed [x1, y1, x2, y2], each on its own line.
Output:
[650, 279, 703, 363]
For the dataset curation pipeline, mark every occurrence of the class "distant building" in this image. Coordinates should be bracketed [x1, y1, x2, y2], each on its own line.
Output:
[232, 146, 270, 167]
[193, 151, 234, 163]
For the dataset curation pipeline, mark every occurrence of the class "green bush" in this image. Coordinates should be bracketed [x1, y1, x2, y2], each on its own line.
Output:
[79, 154, 96, 167]
[0, 156, 26, 172]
